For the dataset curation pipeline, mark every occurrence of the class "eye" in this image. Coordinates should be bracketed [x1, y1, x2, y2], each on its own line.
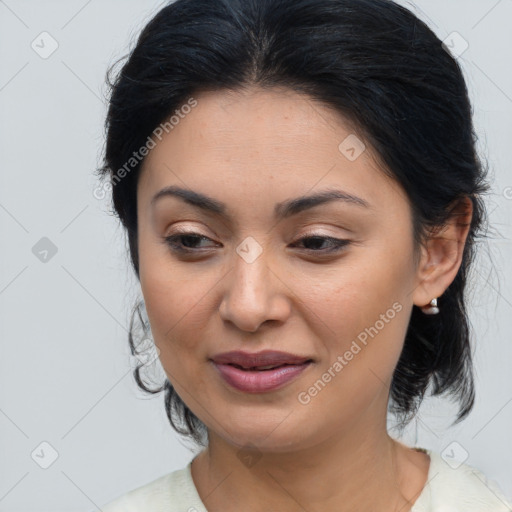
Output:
[164, 232, 219, 253]
[291, 235, 351, 253]
[163, 232, 351, 255]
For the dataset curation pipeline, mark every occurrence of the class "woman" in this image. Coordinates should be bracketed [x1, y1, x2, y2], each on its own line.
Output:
[97, 0, 512, 510]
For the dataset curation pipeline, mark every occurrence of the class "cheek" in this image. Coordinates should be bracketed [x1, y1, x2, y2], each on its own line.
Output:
[289, 271, 411, 431]
[296, 248, 414, 383]
[296, 245, 412, 330]
[138, 247, 230, 397]
[139, 272, 213, 402]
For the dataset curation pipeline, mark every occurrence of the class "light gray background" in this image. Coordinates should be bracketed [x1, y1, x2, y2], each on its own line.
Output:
[0, 0, 511, 510]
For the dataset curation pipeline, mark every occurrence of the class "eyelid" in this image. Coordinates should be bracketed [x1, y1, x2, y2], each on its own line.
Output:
[164, 227, 346, 242]
[163, 229, 351, 255]
[165, 223, 214, 236]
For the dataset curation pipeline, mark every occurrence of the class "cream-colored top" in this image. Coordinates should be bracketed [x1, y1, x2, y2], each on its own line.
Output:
[101, 448, 512, 511]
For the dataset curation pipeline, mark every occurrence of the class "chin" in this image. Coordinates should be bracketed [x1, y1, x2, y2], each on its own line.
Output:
[209, 407, 320, 454]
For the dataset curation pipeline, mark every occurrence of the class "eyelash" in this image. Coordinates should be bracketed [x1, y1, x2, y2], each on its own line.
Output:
[163, 232, 351, 255]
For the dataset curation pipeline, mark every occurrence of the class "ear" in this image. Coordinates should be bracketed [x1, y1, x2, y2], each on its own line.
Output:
[412, 196, 473, 309]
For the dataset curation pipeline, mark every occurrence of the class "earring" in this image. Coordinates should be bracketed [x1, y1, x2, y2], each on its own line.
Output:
[421, 298, 439, 315]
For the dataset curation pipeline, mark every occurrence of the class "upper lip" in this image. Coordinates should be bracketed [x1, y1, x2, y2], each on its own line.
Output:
[211, 350, 313, 369]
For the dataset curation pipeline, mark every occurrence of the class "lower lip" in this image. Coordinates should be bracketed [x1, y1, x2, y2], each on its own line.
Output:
[212, 361, 311, 393]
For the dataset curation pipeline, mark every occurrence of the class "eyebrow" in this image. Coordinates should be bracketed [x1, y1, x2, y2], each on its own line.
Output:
[151, 185, 370, 220]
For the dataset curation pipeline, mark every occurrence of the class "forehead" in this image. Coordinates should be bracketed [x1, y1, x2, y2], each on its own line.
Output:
[144, 86, 363, 165]
[137, 86, 409, 218]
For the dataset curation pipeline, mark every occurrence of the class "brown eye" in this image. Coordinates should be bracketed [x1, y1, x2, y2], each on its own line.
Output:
[291, 235, 351, 253]
[164, 232, 219, 253]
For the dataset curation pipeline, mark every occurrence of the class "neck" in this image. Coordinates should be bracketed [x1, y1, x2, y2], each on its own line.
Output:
[191, 414, 425, 512]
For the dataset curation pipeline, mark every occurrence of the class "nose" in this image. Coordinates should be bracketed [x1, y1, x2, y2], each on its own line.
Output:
[218, 246, 291, 332]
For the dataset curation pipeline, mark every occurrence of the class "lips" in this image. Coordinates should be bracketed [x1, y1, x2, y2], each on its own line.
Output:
[211, 350, 312, 369]
[210, 350, 313, 393]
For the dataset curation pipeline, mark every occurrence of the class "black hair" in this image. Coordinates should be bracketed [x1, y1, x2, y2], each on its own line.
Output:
[97, 0, 489, 447]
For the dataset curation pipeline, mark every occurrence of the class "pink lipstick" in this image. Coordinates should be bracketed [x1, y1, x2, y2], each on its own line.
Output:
[210, 350, 313, 393]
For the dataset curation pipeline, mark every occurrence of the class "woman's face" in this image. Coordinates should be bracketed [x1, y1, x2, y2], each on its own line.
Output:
[136, 87, 421, 451]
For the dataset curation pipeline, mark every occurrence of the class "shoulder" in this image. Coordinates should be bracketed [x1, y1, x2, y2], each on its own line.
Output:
[101, 465, 196, 512]
[415, 448, 512, 512]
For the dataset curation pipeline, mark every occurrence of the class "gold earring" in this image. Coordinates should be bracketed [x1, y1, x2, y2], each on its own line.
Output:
[421, 298, 439, 315]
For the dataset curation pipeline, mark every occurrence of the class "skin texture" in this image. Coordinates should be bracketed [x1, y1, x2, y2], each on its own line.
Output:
[136, 86, 472, 511]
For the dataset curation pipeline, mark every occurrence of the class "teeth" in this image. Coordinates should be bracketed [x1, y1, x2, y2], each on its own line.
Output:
[254, 364, 281, 370]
